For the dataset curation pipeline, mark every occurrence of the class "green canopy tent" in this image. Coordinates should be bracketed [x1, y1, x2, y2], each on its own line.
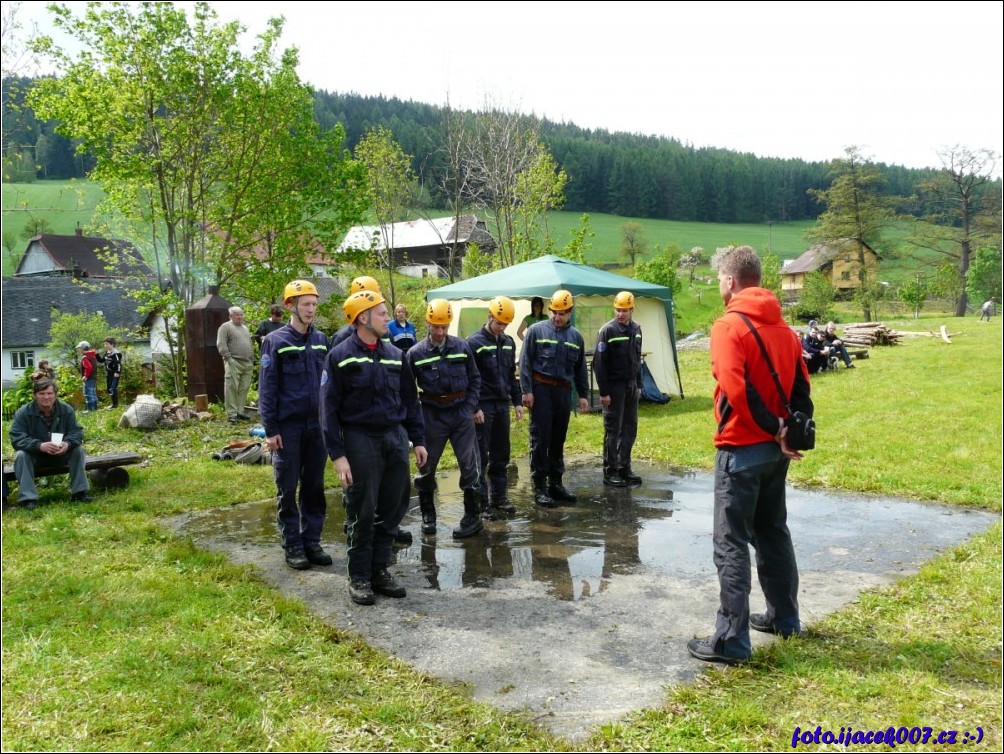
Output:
[427, 255, 683, 398]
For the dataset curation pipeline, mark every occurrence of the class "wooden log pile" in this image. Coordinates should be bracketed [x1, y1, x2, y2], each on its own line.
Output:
[159, 401, 200, 424]
[840, 322, 905, 347]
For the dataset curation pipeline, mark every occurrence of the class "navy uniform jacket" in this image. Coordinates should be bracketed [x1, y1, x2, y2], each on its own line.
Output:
[321, 332, 425, 460]
[258, 323, 329, 436]
[593, 319, 642, 394]
[406, 335, 481, 416]
[518, 319, 589, 396]
[468, 325, 521, 407]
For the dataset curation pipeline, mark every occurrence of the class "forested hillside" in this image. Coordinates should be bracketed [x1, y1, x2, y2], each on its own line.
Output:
[4, 80, 940, 225]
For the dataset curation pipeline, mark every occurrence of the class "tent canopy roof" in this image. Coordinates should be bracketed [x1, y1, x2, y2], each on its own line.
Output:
[428, 255, 672, 302]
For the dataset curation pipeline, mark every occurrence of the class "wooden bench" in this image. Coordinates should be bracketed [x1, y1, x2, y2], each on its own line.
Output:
[3, 451, 145, 489]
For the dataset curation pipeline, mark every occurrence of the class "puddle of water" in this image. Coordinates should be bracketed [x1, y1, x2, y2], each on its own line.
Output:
[178, 458, 996, 603]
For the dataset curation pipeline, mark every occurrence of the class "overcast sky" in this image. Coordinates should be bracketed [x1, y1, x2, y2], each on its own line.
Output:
[13, 0, 1003, 172]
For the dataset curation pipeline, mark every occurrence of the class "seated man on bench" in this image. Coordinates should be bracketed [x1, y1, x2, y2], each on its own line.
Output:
[8, 376, 92, 510]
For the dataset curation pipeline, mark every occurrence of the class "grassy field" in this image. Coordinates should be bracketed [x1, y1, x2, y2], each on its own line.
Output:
[4, 180, 949, 289]
[2, 313, 1000, 750]
[544, 210, 814, 263]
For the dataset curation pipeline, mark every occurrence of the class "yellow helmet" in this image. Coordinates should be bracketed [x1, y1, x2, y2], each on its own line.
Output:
[488, 296, 515, 325]
[549, 289, 574, 312]
[426, 298, 453, 325]
[343, 290, 386, 324]
[283, 279, 318, 304]
[614, 291, 635, 310]
[349, 275, 381, 294]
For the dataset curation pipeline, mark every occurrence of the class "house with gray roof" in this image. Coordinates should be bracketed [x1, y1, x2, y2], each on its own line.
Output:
[336, 214, 495, 278]
[1, 276, 168, 388]
[781, 239, 879, 294]
[16, 229, 154, 279]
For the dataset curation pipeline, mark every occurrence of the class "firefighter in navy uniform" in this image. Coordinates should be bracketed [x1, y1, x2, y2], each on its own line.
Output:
[258, 280, 332, 570]
[321, 290, 427, 606]
[593, 291, 644, 487]
[329, 275, 383, 350]
[327, 275, 413, 547]
[519, 290, 590, 508]
[468, 296, 524, 516]
[407, 299, 484, 539]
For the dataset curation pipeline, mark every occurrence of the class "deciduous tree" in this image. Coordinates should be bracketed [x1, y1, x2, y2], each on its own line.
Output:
[355, 126, 415, 305]
[29, 2, 365, 394]
[908, 146, 1001, 316]
[619, 222, 647, 267]
[462, 106, 566, 267]
[29, 1, 367, 307]
[806, 147, 898, 320]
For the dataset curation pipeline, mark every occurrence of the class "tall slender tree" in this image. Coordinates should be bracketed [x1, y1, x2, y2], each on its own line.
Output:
[806, 147, 898, 320]
[29, 2, 365, 394]
[355, 126, 415, 306]
[908, 146, 1000, 316]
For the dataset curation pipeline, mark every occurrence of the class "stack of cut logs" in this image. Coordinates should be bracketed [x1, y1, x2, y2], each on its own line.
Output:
[840, 322, 904, 347]
[159, 401, 200, 424]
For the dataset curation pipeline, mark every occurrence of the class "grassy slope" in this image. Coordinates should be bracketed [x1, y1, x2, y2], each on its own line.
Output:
[2, 315, 1001, 751]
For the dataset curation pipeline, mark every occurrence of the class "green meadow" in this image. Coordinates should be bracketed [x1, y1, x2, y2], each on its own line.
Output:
[2, 312, 1001, 750]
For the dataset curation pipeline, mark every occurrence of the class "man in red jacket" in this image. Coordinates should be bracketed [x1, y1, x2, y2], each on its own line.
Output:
[688, 246, 813, 665]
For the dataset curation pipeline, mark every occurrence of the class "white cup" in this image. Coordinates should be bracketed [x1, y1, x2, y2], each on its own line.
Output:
[51, 432, 64, 445]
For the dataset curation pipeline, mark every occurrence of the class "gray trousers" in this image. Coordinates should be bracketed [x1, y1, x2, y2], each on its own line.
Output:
[602, 381, 639, 475]
[13, 447, 90, 502]
[711, 447, 800, 658]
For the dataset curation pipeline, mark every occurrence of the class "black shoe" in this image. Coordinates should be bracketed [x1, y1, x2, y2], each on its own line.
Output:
[846, 363, 856, 369]
[750, 613, 804, 637]
[70, 491, 93, 502]
[603, 472, 628, 487]
[620, 468, 643, 486]
[285, 548, 311, 570]
[303, 545, 332, 566]
[237, 414, 253, 420]
[24, 500, 37, 511]
[686, 637, 749, 665]
[372, 568, 406, 598]
[348, 580, 375, 605]
[421, 515, 436, 535]
[228, 417, 240, 424]
[453, 514, 484, 539]
[534, 489, 557, 508]
[492, 497, 517, 514]
[393, 529, 413, 546]
[547, 483, 577, 503]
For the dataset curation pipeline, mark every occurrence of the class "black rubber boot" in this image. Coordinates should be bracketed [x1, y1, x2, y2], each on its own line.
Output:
[547, 476, 578, 503]
[453, 489, 485, 538]
[419, 490, 436, 535]
[533, 479, 556, 508]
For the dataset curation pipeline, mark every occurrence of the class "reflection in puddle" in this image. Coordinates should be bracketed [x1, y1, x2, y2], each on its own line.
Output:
[176, 457, 994, 603]
[179, 459, 702, 601]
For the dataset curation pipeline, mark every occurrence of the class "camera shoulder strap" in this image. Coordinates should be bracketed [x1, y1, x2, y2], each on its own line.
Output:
[731, 312, 793, 414]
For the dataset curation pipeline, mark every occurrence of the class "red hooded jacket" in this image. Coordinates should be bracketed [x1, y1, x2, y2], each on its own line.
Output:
[81, 349, 98, 380]
[710, 288, 812, 448]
